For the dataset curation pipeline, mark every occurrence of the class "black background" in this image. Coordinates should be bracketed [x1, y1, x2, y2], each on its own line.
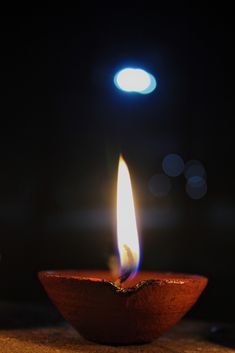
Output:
[0, 5, 234, 322]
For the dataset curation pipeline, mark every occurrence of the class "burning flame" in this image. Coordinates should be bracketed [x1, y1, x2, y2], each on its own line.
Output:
[116, 155, 140, 283]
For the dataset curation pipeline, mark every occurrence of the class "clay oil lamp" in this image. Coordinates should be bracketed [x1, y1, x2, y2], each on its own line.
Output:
[39, 155, 208, 345]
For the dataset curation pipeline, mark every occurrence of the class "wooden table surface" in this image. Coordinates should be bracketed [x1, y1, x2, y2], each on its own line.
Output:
[0, 319, 234, 353]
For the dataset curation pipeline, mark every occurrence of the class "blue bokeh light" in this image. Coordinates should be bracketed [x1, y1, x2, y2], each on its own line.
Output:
[162, 153, 184, 177]
[186, 176, 207, 199]
[184, 160, 206, 179]
[114, 67, 157, 94]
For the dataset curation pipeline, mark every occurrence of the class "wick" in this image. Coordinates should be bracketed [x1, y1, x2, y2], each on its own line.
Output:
[115, 244, 135, 287]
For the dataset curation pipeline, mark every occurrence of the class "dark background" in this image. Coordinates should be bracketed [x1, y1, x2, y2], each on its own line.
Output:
[0, 5, 234, 323]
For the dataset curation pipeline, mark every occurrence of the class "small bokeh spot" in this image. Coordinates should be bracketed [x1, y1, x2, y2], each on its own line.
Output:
[186, 176, 207, 199]
[162, 153, 184, 177]
[184, 160, 206, 179]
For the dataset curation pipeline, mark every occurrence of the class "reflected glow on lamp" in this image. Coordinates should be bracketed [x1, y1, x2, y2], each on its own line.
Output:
[116, 155, 140, 282]
[114, 68, 157, 94]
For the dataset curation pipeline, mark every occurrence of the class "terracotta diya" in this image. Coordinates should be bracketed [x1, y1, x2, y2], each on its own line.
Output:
[39, 156, 208, 345]
[39, 270, 207, 345]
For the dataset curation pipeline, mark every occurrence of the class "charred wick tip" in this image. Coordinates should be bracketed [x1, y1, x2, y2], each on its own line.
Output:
[119, 269, 132, 284]
[115, 269, 132, 287]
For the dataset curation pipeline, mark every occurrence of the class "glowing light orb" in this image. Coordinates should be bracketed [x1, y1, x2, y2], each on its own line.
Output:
[114, 68, 157, 94]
